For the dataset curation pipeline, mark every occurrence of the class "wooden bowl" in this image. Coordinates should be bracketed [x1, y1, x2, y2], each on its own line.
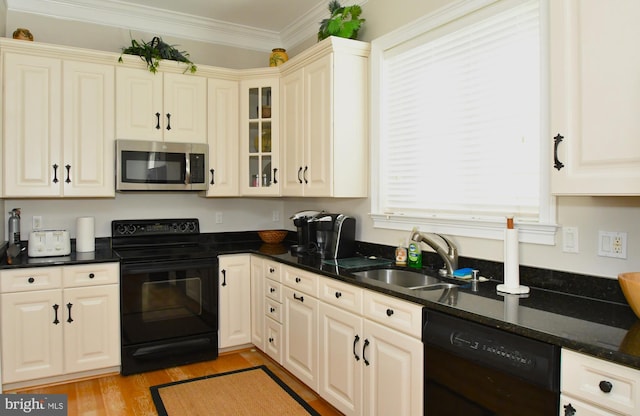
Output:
[258, 230, 288, 244]
[619, 272, 640, 319]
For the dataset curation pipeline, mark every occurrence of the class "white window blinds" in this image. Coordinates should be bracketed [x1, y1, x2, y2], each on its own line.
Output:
[379, 0, 542, 222]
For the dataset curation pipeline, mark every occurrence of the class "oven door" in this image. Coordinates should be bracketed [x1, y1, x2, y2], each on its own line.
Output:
[120, 257, 218, 374]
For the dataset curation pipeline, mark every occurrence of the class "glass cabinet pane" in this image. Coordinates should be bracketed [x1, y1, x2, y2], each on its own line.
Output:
[249, 122, 259, 153]
[249, 88, 259, 119]
[262, 121, 271, 153]
[261, 87, 272, 119]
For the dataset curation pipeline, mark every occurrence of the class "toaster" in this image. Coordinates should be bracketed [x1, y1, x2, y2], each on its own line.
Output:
[28, 230, 71, 257]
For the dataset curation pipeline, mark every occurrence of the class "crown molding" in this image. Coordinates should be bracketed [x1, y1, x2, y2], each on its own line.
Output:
[6, 0, 281, 52]
[6, 0, 368, 52]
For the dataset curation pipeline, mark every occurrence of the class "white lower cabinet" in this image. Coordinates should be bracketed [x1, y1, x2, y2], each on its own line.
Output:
[283, 285, 320, 392]
[0, 263, 120, 387]
[218, 254, 252, 349]
[561, 349, 640, 415]
[319, 281, 423, 416]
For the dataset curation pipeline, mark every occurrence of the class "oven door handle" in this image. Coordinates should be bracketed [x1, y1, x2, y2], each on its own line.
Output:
[120, 259, 217, 274]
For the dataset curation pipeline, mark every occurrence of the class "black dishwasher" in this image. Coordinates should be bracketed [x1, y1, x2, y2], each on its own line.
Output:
[423, 309, 560, 415]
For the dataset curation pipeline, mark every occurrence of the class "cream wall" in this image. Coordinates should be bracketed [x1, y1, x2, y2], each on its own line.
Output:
[2, 1, 640, 280]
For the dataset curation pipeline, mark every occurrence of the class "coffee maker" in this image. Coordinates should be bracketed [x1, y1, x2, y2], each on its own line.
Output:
[310, 213, 356, 259]
[289, 210, 321, 255]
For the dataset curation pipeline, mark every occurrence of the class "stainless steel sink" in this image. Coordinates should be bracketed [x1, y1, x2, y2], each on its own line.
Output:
[351, 268, 455, 290]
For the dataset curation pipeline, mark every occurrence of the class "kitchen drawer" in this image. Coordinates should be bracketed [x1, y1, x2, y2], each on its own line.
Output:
[282, 265, 318, 297]
[263, 260, 282, 282]
[319, 276, 363, 315]
[560, 394, 618, 416]
[63, 263, 119, 287]
[265, 298, 282, 323]
[562, 349, 639, 415]
[0, 267, 62, 293]
[265, 279, 283, 303]
[364, 290, 423, 339]
[264, 316, 283, 364]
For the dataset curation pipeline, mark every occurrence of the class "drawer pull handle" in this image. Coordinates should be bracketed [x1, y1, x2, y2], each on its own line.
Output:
[89, 273, 95, 279]
[386, 308, 394, 317]
[269, 337, 274, 343]
[269, 267, 275, 273]
[52, 304, 60, 325]
[65, 164, 72, 184]
[270, 307, 275, 313]
[335, 291, 342, 299]
[52, 164, 59, 183]
[28, 277, 35, 284]
[210, 169, 215, 185]
[295, 277, 301, 283]
[363, 339, 370, 366]
[155, 112, 161, 129]
[353, 334, 360, 361]
[66, 303, 74, 323]
[270, 287, 276, 293]
[563, 403, 576, 416]
[599, 380, 613, 393]
[293, 293, 304, 303]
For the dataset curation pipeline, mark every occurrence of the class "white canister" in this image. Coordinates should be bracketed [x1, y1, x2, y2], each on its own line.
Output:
[76, 216, 95, 252]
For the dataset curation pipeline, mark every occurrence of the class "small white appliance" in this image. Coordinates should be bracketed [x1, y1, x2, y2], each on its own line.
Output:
[28, 230, 71, 257]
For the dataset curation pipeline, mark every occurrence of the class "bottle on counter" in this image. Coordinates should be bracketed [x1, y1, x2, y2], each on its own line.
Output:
[408, 238, 422, 268]
[395, 240, 407, 266]
[8, 208, 21, 247]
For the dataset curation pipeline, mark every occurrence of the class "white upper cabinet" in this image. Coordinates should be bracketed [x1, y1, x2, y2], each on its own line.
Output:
[550, 0, 640, 195]
[280, 37, 369, 198]
[206, 78, 240, 196]
[116, 67, 207, 143]
[3, 53, 115, 197]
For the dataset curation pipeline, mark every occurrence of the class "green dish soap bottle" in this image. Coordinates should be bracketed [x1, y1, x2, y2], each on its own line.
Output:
[408, 229, 422, 269]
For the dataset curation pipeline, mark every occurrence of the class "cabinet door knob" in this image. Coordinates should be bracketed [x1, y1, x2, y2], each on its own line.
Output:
[295, 277, 301, 283]
[221, 269, 227, 286]
[52, 164, 59, 184]
[353, 334, 360, 361]
[273, 168, 278, 184]
[386, 308, 394, 317]
[65, 165, 72, 184]
[52, 304, 60, 325]
[270, 307, 275, 313]
[66, 303, 74, 323]
[303, 166, 308, 184]
[269, 337, 274, 343]
[270, 287, 276, 293]
[363, 339, 370, 366]
[155, 112, 161, 129]
[269, 267, 275, 273]
[89, 273, 95, 279]
[297, 167, 303, 184]
[599, 380, 613, 393]
[210, 169, 215, 185]
[166, 113, 172, 130]
[28, 277, 35, 284]
[563, 403, 576, 416]
[335, 291, 342, 299]
[553, 134, 565, 171]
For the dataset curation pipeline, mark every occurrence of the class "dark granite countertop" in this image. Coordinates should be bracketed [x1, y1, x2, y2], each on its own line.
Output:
[2, 234, 639, 371]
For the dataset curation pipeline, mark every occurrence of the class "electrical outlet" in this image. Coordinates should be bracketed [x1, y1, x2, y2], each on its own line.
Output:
[272, 210, 280, 222]
[215, 212, 223, 224]
[32, 216, 43, 230]
[562, 226, 579, 253]
[598, 231, 627, 259]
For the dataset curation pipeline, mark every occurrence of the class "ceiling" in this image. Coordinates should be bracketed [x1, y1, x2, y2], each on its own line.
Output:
[6, 0, 359, 52]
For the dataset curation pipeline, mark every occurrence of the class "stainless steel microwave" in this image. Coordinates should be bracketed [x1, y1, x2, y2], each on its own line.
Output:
[116, 140, 208, 191]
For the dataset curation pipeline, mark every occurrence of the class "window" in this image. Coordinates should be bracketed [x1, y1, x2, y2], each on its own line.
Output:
[370, 0, 556, 244]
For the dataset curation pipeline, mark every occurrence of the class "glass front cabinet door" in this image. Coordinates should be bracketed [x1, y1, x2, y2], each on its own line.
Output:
[240, 77, 280, 196]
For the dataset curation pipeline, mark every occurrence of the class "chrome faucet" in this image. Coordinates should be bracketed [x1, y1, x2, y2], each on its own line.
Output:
[410, 230, 459, 277]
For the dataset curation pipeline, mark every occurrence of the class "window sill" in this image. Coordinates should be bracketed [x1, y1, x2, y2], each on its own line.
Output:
[371, 213, 558, 245]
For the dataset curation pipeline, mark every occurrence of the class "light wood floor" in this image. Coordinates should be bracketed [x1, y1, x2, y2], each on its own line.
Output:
[9, 348, 344, 416]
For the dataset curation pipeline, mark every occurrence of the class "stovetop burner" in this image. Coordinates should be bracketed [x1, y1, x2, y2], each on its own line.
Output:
[111, 218, 215, 261]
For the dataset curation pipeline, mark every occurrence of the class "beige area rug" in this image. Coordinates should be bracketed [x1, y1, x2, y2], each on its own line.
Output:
[150, 365, 320, 416]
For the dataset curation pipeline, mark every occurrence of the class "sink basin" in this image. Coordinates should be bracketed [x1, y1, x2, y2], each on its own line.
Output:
[351, 268, 453, 290]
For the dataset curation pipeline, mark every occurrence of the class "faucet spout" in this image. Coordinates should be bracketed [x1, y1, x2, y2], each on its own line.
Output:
[410, 231, 458, 277]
